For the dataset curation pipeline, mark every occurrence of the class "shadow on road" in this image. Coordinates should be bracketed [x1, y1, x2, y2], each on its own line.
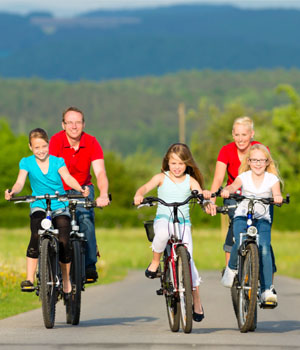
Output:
[255, 320, 300, 333]
[55, 316, 158, 328]
[191, 320, 300, 334]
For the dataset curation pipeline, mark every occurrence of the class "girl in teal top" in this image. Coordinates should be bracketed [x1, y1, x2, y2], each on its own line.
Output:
[134, 143, 211, 322]
[5, 128, 89, 295]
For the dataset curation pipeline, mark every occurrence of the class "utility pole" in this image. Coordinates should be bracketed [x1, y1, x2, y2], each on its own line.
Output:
[178, 102, 185, 143]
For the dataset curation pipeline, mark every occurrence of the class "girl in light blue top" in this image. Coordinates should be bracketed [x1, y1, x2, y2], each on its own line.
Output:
[134, 143, 210, 322]
[5, 128, 89, 296]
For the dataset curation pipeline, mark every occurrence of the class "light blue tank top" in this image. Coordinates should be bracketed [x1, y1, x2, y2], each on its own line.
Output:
[155, 172, 191, 225]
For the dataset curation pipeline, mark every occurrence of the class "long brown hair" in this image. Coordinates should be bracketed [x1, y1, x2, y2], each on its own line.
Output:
[161, 143, 204, 188]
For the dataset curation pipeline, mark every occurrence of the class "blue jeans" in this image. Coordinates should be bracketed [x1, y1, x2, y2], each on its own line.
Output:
[228, 216, 273, 292]
[67, 185, 97, 270]
[223, 198, 237, 253]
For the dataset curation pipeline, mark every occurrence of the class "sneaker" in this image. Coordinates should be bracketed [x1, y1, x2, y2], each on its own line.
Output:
[261, 289, 277, 303]
[20, 280, 35, 292]
[270, 285, 277, 295]
[221, 266, 237, 288]
[85, 267, 98, 283]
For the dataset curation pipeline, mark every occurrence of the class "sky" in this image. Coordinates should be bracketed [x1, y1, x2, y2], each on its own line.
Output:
[1, 0, 300, 17]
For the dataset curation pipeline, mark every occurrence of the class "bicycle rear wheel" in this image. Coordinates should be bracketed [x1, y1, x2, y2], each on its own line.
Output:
[164, 260, 180, 332]
[66, 240, 82, 325]
[176, 245, 193, 334]
[237, 243, 259, 333]
[40, 238, 57, 329]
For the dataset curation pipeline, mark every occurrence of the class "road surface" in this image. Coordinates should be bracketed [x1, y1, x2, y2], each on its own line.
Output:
[0, 271, 299, 349]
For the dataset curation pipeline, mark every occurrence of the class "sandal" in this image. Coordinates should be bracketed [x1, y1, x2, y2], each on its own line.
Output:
[20, 280, 35, 292]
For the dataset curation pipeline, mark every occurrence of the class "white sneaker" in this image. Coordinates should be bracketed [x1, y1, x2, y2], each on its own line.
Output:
[261, 289, 277, 303]
[221, 266, 237, 288]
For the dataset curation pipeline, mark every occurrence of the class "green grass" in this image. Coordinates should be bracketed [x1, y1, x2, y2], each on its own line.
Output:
[0, 227, 299, 320]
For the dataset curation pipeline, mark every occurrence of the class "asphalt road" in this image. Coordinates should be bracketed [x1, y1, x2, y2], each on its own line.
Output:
[0, 270, 299, 350]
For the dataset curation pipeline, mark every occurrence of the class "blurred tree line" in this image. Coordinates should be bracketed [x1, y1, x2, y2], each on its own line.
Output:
[0, 83, 299, 230]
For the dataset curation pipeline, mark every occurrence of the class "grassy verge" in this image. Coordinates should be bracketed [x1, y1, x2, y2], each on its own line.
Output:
[0, 227, 299, 320]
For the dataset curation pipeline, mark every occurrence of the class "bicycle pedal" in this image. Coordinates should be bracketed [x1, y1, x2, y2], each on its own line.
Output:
[156, 289, 163, 295]
[21, 286, 36, 293]
[260, 301, 277, 309]
[85, 278, 97, 284]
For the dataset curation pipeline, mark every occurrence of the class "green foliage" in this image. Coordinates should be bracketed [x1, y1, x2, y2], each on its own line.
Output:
[0, 119, 31, 207]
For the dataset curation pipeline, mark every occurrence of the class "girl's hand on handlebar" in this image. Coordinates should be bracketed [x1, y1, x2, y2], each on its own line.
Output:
[4, 189, 13, 200]
[134, 195, 144, 206]
[273, 195, 283, 204]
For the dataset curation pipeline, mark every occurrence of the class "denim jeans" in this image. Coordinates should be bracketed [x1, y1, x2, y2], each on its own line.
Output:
[67, 185, 97, 270]
[228, 216, 273, 292]
[223, 198, 237, 253]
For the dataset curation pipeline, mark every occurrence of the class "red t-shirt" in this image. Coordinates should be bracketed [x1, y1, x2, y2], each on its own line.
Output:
[217, 141, 261, 186]
[49, 130, 104, 190]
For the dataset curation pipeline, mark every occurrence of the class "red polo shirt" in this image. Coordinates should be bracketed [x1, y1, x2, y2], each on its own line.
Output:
[49, 130, 104, 190]
[217, 141, 262, 186]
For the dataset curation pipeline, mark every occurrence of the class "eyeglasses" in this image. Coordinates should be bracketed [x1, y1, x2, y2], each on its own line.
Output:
[64, 121, 83, 126]
[249, 158, 268, 164]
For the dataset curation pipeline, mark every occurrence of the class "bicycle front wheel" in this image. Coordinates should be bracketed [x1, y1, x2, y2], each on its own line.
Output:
[66, 240, 82, 325]
[40, 238, 57, 329]
[237, 242, 259, 333]
[176, 245, 193, 334]
[164, 259, 180, 332]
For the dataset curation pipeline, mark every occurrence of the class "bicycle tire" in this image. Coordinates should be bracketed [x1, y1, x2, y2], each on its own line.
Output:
[164, 259, 180, 332]
[176, 245, 193, 334]
[40, 238, 57, 329]
[66, 240, 82, 325]
[231, 276, 239, 318]
[237, 242, 259, 333]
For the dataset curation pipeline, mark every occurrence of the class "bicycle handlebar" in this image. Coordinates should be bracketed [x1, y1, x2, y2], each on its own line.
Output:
[138, 188, 221, 209]
[9, 193, 86, 203]
[216, 193, 290, 214]
[225, 193, 290, 205]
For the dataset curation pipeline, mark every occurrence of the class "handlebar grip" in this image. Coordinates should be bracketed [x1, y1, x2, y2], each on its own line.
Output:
[66, 194, 85, 199]
[9, 195, 34, 201]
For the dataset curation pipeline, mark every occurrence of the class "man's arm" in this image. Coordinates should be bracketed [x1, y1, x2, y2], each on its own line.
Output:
[92, 159, 110, 207]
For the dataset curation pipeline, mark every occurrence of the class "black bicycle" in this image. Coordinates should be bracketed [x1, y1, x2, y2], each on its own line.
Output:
[65, 197, 100, 325]
[9, 192, 84, 328]
[217, 193, 289, 333]
[138, 190, 218, 333]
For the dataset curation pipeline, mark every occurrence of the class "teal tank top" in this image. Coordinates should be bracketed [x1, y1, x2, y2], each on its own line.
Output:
[155, 172, 191, 224]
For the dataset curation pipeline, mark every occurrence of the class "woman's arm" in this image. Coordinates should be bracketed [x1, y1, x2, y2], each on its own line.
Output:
[210, 161, 227, 202]
[134, 173, 163, 205]
[58, 166, 89, 197]
[221, 177, 242, 198]
[4, 169, 28, 200]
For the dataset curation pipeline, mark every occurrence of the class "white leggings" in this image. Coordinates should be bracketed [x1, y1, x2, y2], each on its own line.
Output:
[152, 219, 201, 287]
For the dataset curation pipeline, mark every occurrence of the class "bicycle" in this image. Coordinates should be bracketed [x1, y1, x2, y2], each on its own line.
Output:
[217, 193, 289, 333]
[65, 196, 105, 325]
[138, 190, 218, 333]
[9, 192, 84, 329]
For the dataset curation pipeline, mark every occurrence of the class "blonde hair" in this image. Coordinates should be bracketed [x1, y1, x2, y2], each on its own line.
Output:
[232, 116, 254, 132]
[239, 144, 283, 183]
[161, 143, 204, 188]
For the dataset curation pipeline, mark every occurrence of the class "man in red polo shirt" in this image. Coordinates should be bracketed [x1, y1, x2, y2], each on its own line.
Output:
[49, 106, 110, 282]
